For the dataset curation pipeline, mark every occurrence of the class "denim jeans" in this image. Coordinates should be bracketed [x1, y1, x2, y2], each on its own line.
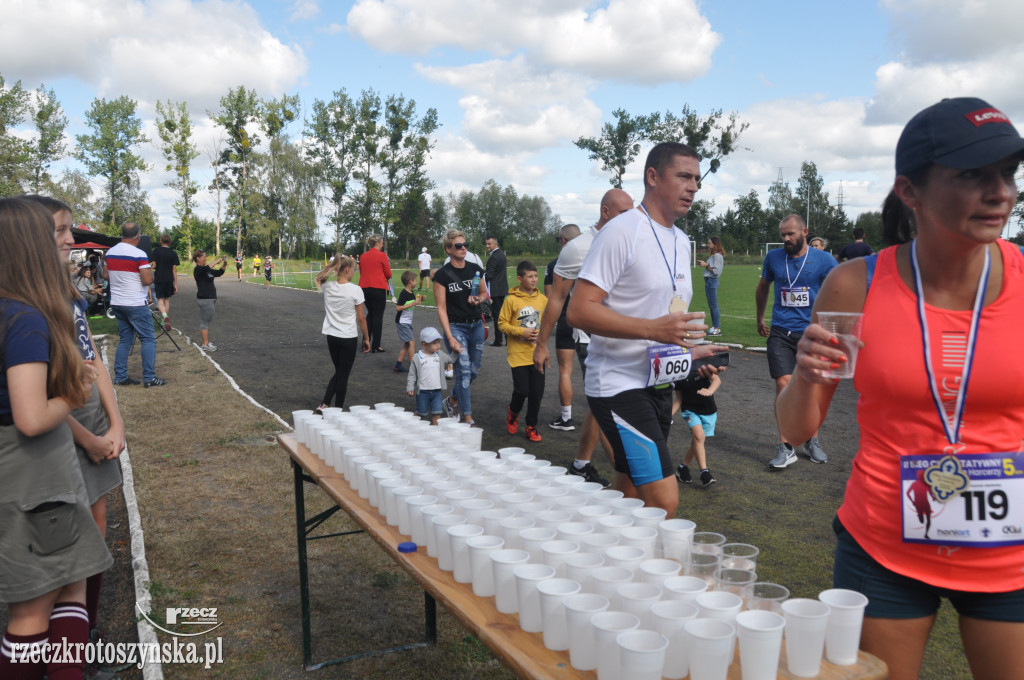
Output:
[112, 304, 157, 382]
[704, 277, 721, 329]
[445, 320, 484, 416]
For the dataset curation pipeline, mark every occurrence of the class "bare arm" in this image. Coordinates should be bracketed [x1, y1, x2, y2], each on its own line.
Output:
[140, 266, 154, 287]
[755, 277, 771, 337]
[433, 278, 462, 353]
[355, 303, 371, 352]
[9, 363, 75, 437]
[172, 265, 178, 293]
[532, 273, 573, 373]
[776, 260, 867, 444]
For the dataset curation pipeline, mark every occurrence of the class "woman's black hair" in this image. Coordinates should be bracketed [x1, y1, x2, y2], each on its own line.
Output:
[881, 166, 930, 245]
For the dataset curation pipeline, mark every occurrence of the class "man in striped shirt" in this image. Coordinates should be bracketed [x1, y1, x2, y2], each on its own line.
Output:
[104, 223, 166, 387]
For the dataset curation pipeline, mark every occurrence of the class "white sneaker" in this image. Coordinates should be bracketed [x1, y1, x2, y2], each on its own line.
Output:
[444, 369, 454, 379]
[201, 343, 217, 352]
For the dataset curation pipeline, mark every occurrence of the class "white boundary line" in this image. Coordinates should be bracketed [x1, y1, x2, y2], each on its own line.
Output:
[103, 338, 164, 680]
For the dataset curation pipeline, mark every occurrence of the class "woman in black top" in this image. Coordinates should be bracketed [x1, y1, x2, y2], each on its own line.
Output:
[192, 250, 225, 352]
[433, 229, 487, 425]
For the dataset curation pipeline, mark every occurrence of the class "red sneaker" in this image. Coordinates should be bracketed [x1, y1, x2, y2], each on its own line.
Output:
[506, 408, 518, 434]
[526, 425, 542, 442]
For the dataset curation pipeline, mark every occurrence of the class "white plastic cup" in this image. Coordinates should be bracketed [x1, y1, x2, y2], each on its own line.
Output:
[431, 513, 466, 570]
[662, 575, 710, 603]
[393, 485, 424, 536]
[457, 498, 493, 528]
[616, 629, 669, 680]
[591, 488, 625, 506]
[490, 549, 531, 614]
[480, 508, 516, 537]
[498, 516, 535, 550]
[631, 506, 668, 530]
[466, 534, 504, 596]
[735, 609, 786, 680]
[714, 567, 758, 597]
[781, 598, 831, 677]
[535, 509, 573, 531]
[497, 446, 526, 458]
[577, 504, 613, 522]
[638, 558, 682, 588]
[592, 611, 640, 680]
[580, 532, 619, 555]
[609, 497, 645, 517]
[514, 563, 556, 633]
[696, 590, 744, 624]
[536, 577, 581, 651]
[405, 494, 439, 546]
[591, 566, 635, 606]
[650, 599, 699, 680]
[380, 477, 411, 526]
[519, 526, 557, 563]
[615, 582, 663, 628]
[563, 593, 610, 671]
[687, 551, 722, 587]
[604, 545, 645, 573]
[597, 514, 634, 538]
[619, 525, 659, 560]
[447, 523, 484, 582]
[540, 539, 580, 578]
[685, 617, 736, 680]
[817, 312, 864, 379]
[419, 504, 455, 557]
[691, 531, 727, 555]
[720, 542, 760, 570]
[743, 582, 790, 614]
[818, 588, 869, 666]
[563, 552, 605, 592]
[557, 521, 596, 543]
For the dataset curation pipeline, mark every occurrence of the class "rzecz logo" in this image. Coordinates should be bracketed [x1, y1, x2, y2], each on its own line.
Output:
[136, 603, 223, 637]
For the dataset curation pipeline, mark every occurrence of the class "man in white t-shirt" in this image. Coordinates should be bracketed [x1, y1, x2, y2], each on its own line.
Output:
[104, 223, 165, 387]
[534, 189, 634, 487]
[568, 143, 724, 516]
[418, 247, 432, 290]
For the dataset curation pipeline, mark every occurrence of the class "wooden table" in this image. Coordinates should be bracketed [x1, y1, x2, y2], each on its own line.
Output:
[281, 433, 887, 678]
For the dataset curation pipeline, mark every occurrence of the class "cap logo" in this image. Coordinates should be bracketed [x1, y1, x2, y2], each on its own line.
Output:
[965, 108, 1010, 127]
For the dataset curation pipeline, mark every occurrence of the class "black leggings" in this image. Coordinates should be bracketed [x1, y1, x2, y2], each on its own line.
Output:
[363, 287, 387, 349]
[322, 335, 357, 407]
[509, 365, 545, 427]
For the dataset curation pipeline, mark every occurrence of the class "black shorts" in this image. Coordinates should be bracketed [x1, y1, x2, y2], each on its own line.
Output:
[235, 262, 242, 270]
[264, 271, 272, 281]
[555, 317, 575, 350]
[587, 387, 674, 486]
[575, 341, 589, 379]
[154, 282, 174, 299]
[420, 269, 430, 278]
[766, 325, 801, 379]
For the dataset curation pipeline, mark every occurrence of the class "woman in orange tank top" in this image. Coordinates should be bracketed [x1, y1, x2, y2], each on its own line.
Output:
[777, 98, 1024, 680]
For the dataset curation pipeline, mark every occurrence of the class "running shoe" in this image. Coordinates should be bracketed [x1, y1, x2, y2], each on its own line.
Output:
[525, 425, 542, 442]
[548, 416, 576, 431]
[163, 315, 171, 331]
[506, 408, 519, 434]
[676, 464, 693, 484]
[143, 378, 167, 388]
[802, 437, 828, 464]
[568, 462, 610, 488]
[444, 396, 460, 420]
[707, 327, 722, 336]
[393, 363, 408, 373]
[201, 343, 217, 352]
[444, 368, 454, 379]
[699, 469, 717, 488]
[768, 443, 797, 469]
[113, 377, 140, 386]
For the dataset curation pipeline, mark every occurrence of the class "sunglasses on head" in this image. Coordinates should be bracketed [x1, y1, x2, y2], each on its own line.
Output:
[452, 242, 468, 249]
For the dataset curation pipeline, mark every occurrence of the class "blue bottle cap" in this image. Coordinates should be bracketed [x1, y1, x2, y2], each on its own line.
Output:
[398, 542, 418, 553]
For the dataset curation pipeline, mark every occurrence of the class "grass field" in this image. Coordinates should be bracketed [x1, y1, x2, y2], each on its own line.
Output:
[254, 259, 773, 349]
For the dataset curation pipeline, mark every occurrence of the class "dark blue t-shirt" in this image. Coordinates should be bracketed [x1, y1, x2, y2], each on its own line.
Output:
[761, 247, 837, 332]
[1, 299, 50, 415]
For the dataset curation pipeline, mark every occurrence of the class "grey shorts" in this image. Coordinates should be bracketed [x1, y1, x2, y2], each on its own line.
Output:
[766, 325, 801, 379]
[397, 323, 414, 343]
[197, 298, 216, 330]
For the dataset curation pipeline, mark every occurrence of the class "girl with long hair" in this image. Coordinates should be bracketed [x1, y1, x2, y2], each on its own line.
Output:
[696, 236, 725, 335]
[0, 197, 111, 680]
[316, 255, 370, 412]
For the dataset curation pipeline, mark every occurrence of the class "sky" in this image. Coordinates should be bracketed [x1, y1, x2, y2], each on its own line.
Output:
[3, 0, 1024, 239]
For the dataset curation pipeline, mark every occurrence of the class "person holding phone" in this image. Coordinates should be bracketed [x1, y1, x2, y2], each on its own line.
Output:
[192, 251, 226, 352]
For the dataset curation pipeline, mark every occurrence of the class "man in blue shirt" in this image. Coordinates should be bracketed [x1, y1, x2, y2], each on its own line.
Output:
[755, 214, 837, 468]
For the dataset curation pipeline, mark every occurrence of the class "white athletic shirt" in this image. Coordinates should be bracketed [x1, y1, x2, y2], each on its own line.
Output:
[418, 252, 431, 270]
[553, 227, 596, 281]
[577, 208, 692, 397]
[321, 280, 365, 338]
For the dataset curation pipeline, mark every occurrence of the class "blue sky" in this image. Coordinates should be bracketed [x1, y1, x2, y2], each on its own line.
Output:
[3, 0, 1023, 239]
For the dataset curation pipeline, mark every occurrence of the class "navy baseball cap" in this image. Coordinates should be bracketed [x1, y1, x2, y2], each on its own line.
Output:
[895, 97, 1024, 177]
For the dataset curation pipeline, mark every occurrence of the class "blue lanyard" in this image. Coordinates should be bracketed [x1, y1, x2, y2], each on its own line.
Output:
[910, 240, 990, 445]
[639, 203, 677, 293]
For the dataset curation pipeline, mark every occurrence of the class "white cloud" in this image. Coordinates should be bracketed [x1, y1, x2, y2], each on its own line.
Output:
[426, 134, 549, 194]
[0, 0, 308, 114]
[289, 0, 320, 21]
[348, 0, 719, 84]
[882, 0, 1024, 65]
[417, 57, 602, 154]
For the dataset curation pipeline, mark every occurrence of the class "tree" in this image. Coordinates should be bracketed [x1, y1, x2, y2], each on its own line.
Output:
[648, 106, 749, 185]
[0, 74, 30, 195]
[766, 173, 797, 224]
[206, 134, 227, 256]
[350, 89, 384, 246]
[259, 93, 301, 256]
[854, 210, 884, 249]
[720, 190, 768, 250]
[306, 90, 357, 253]
[209, 86, 263, 254]
[75, 96, 150, 232]
[26, 85, 68, 193]
[380, 95, 439, 258]
[155, 100, 201, 259]
[574, 108, 656, 189]
[49, 169, 100, 227]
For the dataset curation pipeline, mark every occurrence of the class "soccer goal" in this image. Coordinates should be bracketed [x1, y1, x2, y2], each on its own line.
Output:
[762, 242, 784, 258]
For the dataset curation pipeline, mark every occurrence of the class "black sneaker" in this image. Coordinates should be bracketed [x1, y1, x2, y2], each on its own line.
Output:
[113, 377, 140, 386]
[700, 469, 717, 488]
[676, 464, 692, 483]
[568, 462, 610, 488]
[548, 416, 576, 431]
[143, 378, 167, 388]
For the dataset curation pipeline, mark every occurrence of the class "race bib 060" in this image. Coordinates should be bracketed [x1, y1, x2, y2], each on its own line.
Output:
[646, 345, 691, 388]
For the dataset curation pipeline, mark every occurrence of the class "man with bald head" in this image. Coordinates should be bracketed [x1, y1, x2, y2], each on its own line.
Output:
[534, 188, 634, 486]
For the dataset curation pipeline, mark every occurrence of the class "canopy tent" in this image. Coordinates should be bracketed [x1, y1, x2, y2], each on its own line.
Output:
[72, 227, 119, 249]
[75, 241, 111, 250]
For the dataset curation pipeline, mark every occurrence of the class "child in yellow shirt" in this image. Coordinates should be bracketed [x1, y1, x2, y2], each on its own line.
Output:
[498, 261, 548, 442]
